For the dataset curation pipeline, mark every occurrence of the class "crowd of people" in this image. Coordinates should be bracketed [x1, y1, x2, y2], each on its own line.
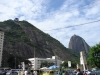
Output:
[22, 68, 96, 75]
[22, 70, 38, 75]
[64, 68, 95, 75]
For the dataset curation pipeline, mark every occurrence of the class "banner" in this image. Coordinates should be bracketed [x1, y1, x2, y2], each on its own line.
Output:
[68, 61, 71, 67]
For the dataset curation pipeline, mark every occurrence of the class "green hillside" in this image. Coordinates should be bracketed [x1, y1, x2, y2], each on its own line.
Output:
[0, 19, 78, 67]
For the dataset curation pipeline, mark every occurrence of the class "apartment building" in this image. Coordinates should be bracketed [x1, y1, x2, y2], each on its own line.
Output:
[28, 56, 62, 70]
[0, 31, 4, 67]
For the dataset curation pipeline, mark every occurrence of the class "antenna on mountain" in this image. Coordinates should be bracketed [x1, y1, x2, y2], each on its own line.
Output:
[14, 18, 19, 22]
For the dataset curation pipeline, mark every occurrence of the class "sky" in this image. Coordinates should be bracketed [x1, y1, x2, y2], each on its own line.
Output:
[0, 0, 100, 48]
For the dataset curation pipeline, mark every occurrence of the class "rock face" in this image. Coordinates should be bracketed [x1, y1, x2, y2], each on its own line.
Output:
[0, 19, 78, 67]
[68, 35, 90, 56]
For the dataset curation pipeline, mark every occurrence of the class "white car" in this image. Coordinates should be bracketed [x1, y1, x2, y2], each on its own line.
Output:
[6, 70, 12, 75]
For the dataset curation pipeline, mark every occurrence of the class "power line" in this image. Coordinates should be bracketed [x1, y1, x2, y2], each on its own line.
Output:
[43, 19, 100, 31]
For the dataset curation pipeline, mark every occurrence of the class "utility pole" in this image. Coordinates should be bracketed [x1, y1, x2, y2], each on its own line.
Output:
[34, 46, 36, 70]
[15, 57, 16, 69]
[34, 46, 35, 58]
[54, 49, 57, 66]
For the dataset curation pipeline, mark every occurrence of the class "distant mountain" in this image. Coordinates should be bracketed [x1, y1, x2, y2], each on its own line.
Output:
[0, 19, 78, 67]
[68, 34, 90, 56]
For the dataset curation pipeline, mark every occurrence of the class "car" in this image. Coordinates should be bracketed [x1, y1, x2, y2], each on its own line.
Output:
[11, 69, 22, 74]
[0, 70, 6, 75]
[90, 71, 96, 75]
[81, 70, 91, 75]
[6, 70, 12, 75]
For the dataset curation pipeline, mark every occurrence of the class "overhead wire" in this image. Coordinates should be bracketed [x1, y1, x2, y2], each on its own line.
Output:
[43, 19, 100, 31]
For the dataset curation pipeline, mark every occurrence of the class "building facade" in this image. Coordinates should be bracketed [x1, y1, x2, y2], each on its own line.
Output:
[0, 31, 4, 67]
[28, 56, 62, 70]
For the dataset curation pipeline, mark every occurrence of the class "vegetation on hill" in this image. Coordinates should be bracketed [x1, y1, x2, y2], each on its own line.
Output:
[0, 19, 78, 68]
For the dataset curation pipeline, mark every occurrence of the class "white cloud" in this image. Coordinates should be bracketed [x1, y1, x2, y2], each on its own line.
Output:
[0, 0, 100, 48]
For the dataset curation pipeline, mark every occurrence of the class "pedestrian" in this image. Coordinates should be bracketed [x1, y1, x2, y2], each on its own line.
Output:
[59, 68, 63, 75]
[73, 70, 77, 75]
[33, 70, 37, 75]
[76, 68, 83, 75]
[83, 72, 87, 75]
[24, 70, 28, 75]
[64, 70, 69, 75]
[21, 70, 25, 75]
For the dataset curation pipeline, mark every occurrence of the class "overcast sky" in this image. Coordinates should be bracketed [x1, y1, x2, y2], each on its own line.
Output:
[0, 0, 100, 48]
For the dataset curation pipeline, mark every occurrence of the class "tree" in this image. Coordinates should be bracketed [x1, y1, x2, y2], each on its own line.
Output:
[7, 56, 15, 68]
[61, 60, 77, 68]
[87, 43, 100, 68]
[7, 56, 22, 69]
[61, 60, 68, 68]
[23, 59, 32, 70]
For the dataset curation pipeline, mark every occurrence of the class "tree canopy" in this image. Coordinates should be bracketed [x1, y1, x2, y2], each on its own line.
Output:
[61, 60, 77, 68]
[87, 43, 100, 68]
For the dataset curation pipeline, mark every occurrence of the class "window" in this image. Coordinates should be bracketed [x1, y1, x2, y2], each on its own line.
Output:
[1, 35, 3, 37]
[32, 60, 34, 64]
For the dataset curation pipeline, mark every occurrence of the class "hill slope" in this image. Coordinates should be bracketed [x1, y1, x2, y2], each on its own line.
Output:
[0, 19, 78, 67]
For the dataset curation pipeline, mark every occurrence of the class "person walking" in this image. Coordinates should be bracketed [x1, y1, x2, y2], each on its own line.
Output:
[64, 70, 69, 75]
[24, 70, 28, 75]
[33, 70, 37, 75]
[59, 68, 63, 75]
[76, 68, 83, 75]
[73, 70, 77, 75]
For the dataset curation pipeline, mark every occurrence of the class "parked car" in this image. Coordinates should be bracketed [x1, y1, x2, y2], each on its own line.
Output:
[0, 70, 6, 75]
[11, 69, 22, 74]
[90, 71, 96, 75]
[6, 70, 12, 75]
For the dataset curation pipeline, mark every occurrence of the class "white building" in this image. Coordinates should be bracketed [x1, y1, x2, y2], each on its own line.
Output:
[28, 56, 62, 70]
[0, 31, 4, 67]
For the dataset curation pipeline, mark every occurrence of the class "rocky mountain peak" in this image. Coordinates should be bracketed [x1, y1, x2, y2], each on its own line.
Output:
[68, 34, 90, 56]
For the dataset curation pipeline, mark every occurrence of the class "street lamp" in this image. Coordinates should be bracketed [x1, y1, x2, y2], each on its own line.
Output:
[15, 57, 16, 69]
[55, 56, 57, 66]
